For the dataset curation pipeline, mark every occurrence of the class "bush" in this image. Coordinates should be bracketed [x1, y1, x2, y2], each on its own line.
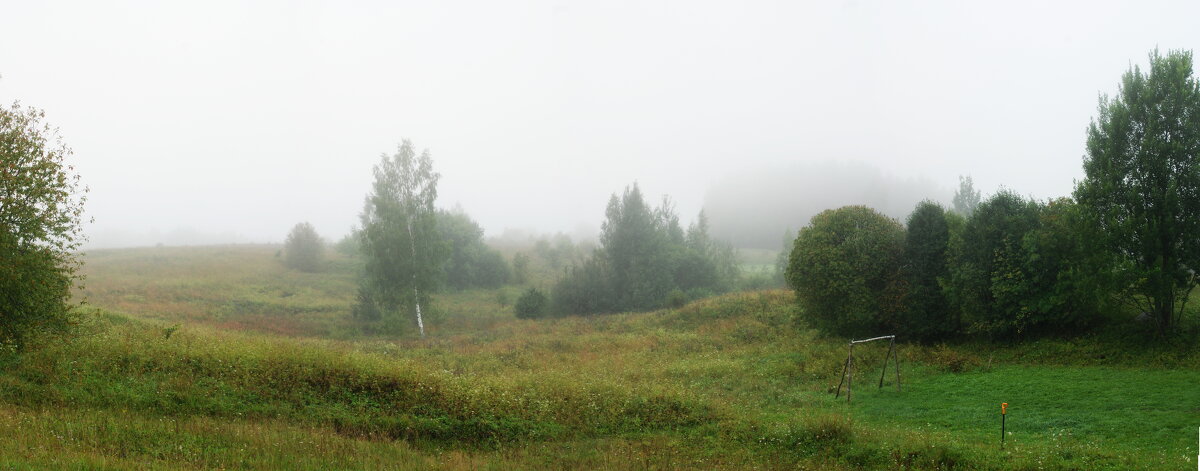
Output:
[665, 289, 688, 309]
[514, 288, 549, 319]
[552, 257, 615, 315]
[284, 222, 324, 272]
[785, 206, 904, 336]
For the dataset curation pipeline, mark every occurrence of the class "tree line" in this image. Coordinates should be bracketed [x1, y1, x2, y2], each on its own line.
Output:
[3, 49, 1197, 344]
[279, 141, 517, 336]
[280, 140, 744, 332]
[786, 50, 1200, 339]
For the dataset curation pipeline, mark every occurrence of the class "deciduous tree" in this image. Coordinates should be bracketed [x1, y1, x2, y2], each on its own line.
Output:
[900, 201, 954, 340]
[354, 140, 447, 337]
[1075, 49, 1200, 335]
[952, 175, 981, 218]
[785, 205, 904, 336]
[0, 102, 88, 347]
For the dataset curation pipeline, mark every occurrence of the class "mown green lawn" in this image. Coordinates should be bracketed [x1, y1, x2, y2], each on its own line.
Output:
[853, 365, 1199, 467]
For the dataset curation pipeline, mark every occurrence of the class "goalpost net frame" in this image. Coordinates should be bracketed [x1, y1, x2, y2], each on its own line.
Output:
[833, 334, 901, 402]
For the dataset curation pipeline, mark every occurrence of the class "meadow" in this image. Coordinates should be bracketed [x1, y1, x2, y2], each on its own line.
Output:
[0, 245, 1194, 469]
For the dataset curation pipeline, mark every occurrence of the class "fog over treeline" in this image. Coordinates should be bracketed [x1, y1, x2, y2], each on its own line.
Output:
[86, 159, 952, 252]
[5, 1, 1199, 250]
[704, 162, 951, 249]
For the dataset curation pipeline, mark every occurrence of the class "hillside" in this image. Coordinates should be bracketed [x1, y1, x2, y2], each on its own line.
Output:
[0, 245, 1191, 469]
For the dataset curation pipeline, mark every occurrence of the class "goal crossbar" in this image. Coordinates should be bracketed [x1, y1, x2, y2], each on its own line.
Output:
[850, 335, 895, 345]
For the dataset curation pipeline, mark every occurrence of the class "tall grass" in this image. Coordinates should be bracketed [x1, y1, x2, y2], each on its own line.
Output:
[12, 246, 1192, 469]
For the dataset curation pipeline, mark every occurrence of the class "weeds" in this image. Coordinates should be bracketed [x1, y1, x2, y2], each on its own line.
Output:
[7, 246, 1190, 469]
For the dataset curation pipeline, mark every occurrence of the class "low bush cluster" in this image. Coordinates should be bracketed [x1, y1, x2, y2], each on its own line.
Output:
[552, 184, 739, 316]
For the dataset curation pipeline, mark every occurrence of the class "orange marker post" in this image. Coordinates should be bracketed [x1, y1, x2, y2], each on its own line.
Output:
[1000, 403, 1008, 447]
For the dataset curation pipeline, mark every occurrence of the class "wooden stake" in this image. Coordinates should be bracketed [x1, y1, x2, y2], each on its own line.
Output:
[847, 343, 853, 402]
[878, 339, 892, 389]
[835, 355, 849, 399]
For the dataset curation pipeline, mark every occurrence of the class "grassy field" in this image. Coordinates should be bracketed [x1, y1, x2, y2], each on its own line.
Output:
[0, 245, 1193, 469]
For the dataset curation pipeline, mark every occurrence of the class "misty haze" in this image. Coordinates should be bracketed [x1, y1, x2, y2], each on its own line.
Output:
[2, 1, 1199, 469]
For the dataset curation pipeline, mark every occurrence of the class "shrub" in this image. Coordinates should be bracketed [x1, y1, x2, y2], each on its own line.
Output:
[552, 257, 615, 315]
[665, 289, 688, 309]
[785, 206, 905, 336]
[515, 288, 549, 319]
[284, 222, 324, 272]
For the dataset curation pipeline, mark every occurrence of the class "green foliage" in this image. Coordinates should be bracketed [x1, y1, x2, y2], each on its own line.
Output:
[949, 191, 1040, 336]
[947, 193, 1104, 337]
[78, 245, 535, 339]
[1, 314, 715, 451]
[552, 184, 738, 315]
[283, 222, 324, 272]
[785, 206, 904, 336]
[1019, 198, 1110, 333]
[1075, 49, 1200, 335]
[665, 289, 687, 309]
[600, 187, 676, 312]
[679, 210, 740, 294]
[31, 278, 1198, 469]
[0, 101, 87, 347]
[354, 140, 448, 335]
[899, 201, 955, 341]
[551, 256, 615, 315]
[437, 209, 510, 290]
[514, 287, 548, 319]
[23, 237, 1200, 471]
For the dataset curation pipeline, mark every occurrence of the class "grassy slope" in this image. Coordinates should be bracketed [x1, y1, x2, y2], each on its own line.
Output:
[79, 246, 522, 338]
[0, 245, 1192, 469]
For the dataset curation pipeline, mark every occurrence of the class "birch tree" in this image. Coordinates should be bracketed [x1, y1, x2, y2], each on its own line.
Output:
[355, 140, 446, 337]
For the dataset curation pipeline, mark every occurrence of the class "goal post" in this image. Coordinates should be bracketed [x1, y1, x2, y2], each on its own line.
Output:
[834, 334, 901, 402]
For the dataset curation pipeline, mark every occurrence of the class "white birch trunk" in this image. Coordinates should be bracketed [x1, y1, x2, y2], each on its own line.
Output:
[407, 218, 425, 338]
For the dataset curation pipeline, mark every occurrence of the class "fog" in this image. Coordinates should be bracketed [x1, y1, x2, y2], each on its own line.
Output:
[3, 0, 1198, 248]
[704, 161, 950, 249]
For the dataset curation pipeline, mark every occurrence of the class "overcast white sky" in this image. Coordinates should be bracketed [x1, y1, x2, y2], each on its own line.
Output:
[3, 0, 1198, 247]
